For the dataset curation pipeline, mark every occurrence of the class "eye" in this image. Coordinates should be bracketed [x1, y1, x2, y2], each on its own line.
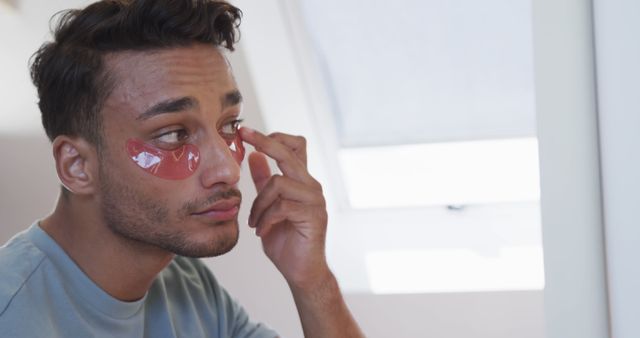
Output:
[156, 129, 188, 146]
[219, 118, 243, 138]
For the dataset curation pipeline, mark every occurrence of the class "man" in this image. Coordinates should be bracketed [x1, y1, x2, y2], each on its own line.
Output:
[0, 0, 364, 337]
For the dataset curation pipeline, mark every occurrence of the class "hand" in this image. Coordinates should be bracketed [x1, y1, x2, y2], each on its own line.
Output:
[240, 127, 366, 338]
[239, 127, 330, 290]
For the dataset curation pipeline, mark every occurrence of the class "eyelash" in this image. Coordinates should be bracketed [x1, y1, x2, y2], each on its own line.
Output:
[155, 129, 188, 146]
[154, 118, 243, 147]
[219, 118, 243, 138]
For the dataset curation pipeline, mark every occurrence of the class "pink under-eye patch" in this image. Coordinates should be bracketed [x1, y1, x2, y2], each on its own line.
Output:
[229, 133, 245, 164]
[126, 139, 200, 180]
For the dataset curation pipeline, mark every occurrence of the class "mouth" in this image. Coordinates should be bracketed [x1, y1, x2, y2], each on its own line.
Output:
[191, 198, 241, 222]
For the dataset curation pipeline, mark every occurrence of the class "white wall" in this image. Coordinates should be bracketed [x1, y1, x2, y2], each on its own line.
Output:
[532, 0, 610, 338]
[592, 0, 640, 337]
[345, 291, 543, 338]
[0, 135, 58, 239]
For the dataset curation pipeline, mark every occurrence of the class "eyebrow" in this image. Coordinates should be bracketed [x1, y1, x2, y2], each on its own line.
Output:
[137, 96, 198, 121]
[222, 90, 243, 110]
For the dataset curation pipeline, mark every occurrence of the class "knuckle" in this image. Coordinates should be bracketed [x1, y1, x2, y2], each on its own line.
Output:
[319, 209, 328, 223]
[318, 195, 327, 208]
[310, 178, 323, 191]
[296, 135, 307, 147]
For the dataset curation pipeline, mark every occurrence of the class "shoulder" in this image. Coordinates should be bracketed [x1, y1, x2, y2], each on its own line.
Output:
[0, 230, 47, 316]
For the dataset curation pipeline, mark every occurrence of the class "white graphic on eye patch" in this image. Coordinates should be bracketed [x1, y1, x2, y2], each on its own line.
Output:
[133, 152, 162, 169]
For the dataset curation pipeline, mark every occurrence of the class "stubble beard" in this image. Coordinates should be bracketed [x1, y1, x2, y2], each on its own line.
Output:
[97, 156, 240, 258]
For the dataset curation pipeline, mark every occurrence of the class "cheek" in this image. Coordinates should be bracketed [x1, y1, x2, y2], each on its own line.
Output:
[126, 139, 200, 180]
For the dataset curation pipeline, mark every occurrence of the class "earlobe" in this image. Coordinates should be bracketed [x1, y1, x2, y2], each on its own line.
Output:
[52, 136, 96, 195]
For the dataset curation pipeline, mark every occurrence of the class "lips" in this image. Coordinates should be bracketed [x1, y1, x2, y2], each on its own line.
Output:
[191, 198, 241, 221]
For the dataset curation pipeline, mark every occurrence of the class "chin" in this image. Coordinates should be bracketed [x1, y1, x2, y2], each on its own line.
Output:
[173, 219, 240, 258]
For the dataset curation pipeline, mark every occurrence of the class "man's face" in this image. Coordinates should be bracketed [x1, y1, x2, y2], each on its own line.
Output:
[97, 44, 243, 257]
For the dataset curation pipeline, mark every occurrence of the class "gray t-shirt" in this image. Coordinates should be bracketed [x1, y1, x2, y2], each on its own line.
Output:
[0, 222, 278, 338]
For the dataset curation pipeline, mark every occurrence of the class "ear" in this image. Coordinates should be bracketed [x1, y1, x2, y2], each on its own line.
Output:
[52, 136, 98, 195]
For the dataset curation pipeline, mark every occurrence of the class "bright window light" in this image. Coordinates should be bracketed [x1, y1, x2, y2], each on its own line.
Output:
[339, 138, 540, 209]
[366, 247, 545, 294]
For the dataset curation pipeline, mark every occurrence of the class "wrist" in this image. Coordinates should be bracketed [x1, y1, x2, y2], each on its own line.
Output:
[288, 267, 366, 338]
[288, 263, 335, 295]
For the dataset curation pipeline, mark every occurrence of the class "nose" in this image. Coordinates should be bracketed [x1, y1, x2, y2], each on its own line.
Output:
[199, 134, 242, 188]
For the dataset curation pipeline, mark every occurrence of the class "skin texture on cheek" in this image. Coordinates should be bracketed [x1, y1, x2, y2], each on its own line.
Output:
[126, 139, 201, 180]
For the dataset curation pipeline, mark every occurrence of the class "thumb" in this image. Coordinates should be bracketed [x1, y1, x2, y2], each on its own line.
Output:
[248, 151, 271, 192]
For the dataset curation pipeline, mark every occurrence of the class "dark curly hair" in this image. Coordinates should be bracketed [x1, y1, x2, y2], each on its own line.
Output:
[29, 0, 242, 147]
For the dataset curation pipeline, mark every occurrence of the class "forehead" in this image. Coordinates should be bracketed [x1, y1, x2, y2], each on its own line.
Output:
[103, 44, 236, 116]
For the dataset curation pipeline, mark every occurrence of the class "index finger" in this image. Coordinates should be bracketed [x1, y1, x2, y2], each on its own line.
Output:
[268, 132, 307, 167]
[239, 127, 312, 184]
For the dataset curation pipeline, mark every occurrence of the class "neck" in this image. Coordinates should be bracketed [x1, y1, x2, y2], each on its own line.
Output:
[40, 193, 174, 302]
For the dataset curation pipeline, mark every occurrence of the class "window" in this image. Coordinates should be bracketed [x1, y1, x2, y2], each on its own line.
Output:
[237, 0, 543, 293]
